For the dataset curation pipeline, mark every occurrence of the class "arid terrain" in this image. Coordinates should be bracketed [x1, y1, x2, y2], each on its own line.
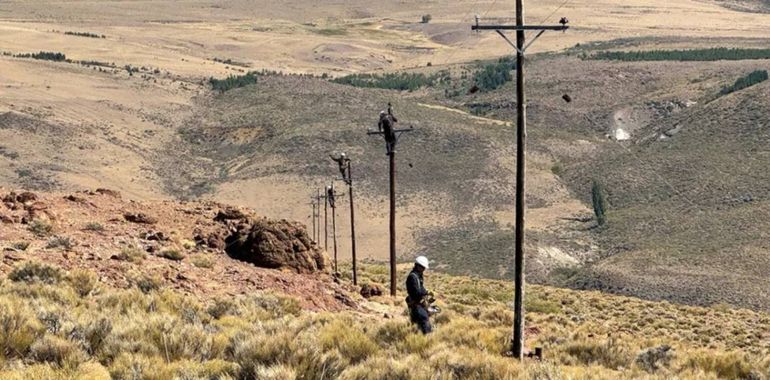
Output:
[2, 0, 770, 315]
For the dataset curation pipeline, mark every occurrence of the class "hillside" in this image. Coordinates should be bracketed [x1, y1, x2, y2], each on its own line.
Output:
[2, 189, 770, 379]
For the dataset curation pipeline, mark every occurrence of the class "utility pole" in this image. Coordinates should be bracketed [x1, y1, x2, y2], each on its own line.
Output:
[328, 183, 339, 275]
[368, 103, 414, 297]
[330, 152, 358, 285]
[322, 188, 329, 253]
[310, 197, 317, 242]
[472, 6, 569, 360]
[346, 158, 358, 285]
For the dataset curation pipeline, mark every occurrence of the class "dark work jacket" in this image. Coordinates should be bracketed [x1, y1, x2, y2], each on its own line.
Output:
[405, 267, 428, 306]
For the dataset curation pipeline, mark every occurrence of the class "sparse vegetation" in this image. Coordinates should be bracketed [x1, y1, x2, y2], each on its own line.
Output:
[589, 47, 770, 61]
[209, 72, 258, 92]
[64, 31, 106, 39]
[8, 262, 63, 284]
[28, 220, 53, 237]
[331, 71, 445, 91]
[13, 51, 67, 62]
[473, 57, 516, 92]
[83, 222, 104, 232]
[114, 247, 146, 263]
[421, 14, 432, 24]
[0, 263, 769, 378]
[46, 236, 75, 250]
[191, 255, 214, 268]
[11, 241, 31, 251]
[720, 69, 768, 95]
[159, 249, 185, 261]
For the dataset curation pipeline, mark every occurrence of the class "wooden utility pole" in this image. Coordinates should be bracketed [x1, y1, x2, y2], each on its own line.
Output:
[346, 159, 358, 285]
[323, 187, 329, 253]
[368, 104, 413, 297]
[328, 183, 339, 274]
[472, 6, 569, 360]
[310, 198, 317, 242]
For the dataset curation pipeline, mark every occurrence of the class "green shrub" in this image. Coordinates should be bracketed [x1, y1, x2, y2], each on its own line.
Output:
[64, 31, 105, 38]
[28, 220, 54, 237]
[191, 255, 214, 268]
[13, 51, 67, 62]
[8, 262, 63, 284]
[421, 14, 432, 23]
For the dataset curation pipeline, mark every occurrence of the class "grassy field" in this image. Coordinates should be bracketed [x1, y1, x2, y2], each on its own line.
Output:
[1, 261, 770, 379]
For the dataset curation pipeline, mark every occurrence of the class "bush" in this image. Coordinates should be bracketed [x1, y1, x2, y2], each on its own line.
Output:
[8, 262, 63, 284]
[83, 222, 104, 232]
[0, 299, 45, 358]
[159, 249, 185, 261]
[320, 320, 379, 363]
[564, 337, 634, 369]
[28, 219, 54, 237]
[13, 51, 67, 62]
[191, 255, 214, 268]
[421, 14, 432, 23]
[720, 70, 768, 96]
[68, 270, 98, 297]
[115, 247, 146, 263]
[684, 350, 755, 379]
[30, 335, 85, 367]
[134, 275, 162, 293]
[46, 236, 75, 250]
[64, 31, 105, 38]
[11, 241, 31, 251]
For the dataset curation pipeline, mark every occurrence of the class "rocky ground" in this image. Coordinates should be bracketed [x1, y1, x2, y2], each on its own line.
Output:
[0, 187, 361, 311]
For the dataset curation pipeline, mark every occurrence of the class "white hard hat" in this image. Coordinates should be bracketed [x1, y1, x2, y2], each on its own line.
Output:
[415, 256, 430, 269]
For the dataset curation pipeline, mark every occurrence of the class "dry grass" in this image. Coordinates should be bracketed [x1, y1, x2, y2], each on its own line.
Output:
[0, 262, 769, 379]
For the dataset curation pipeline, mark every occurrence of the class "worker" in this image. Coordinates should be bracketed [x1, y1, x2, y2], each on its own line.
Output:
[406, 255, 433, 334]
[329, 153, 350, 181]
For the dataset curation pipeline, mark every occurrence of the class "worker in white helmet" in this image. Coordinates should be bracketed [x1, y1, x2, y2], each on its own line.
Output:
[405, 255, 433, 334]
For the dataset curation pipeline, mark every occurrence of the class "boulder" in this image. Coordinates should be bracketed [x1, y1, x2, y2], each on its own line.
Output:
[225, 219, 329, 274]
[360, 283, 383, 299]
[214, 207, 247, 222]
[95, 188, 121, 198]
[124, 213, 158, 224]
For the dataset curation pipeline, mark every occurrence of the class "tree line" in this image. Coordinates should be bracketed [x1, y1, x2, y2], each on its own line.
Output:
[589, 48, 770, 62]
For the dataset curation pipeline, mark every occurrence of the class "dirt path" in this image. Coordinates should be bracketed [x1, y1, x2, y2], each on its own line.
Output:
[417, 103, 512, 126]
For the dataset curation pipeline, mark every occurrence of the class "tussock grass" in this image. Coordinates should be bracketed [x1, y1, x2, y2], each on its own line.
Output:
[0, 263, 769, 378]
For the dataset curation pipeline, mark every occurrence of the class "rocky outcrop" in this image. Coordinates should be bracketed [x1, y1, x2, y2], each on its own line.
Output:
[224, 218, 329, 274]
[124, 212, 158, 224]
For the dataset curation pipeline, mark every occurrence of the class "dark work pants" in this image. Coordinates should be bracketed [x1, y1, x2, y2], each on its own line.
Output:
[409, 305, 432, 334]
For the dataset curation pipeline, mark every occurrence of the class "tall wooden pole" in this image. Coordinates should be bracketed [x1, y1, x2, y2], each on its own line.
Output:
[347, 160, 358, 285]
[311, 200, 317, 242]
[316, 189, 321, 243]
[512, 0, 527, 360]
[388, 150, 397, 297]
[324, 188, 328, 253]
[331, 183, 339, 274]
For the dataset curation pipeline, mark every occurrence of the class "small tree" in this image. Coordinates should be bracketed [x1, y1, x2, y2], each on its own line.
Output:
[421, 14, 432, 24]
[591, 180, 608, 226]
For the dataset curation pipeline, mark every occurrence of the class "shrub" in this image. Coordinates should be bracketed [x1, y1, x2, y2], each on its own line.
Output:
[134, 275, 162, 293]
[208, 299, 237, 319]
[636, 345, 674, 373]
[29, 335, 85, 367]
[68, 270, 98, 297]
[64, 31, 105, 38]
[191, 255, 214, 268]
[421, 14, 432, 23]
[11, 241, 31, 251]
[13, 51, 67, 62]
[8, 262, 63, 284]
[28, 219, 54, 237]
[0, 299, 45, 358]
[158, 249, 185, 261]
[319, 320, 379, 363]
[720, 70, 768, 96]
[683, 350, 755, 379]
[46, 236, 75, 250]
[115, 247, 146, 263]
[564, 337, 634, 369]
[83, 222, 104, 232]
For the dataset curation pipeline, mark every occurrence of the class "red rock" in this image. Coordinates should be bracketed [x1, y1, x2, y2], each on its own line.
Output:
[124, 213, 158, 224]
